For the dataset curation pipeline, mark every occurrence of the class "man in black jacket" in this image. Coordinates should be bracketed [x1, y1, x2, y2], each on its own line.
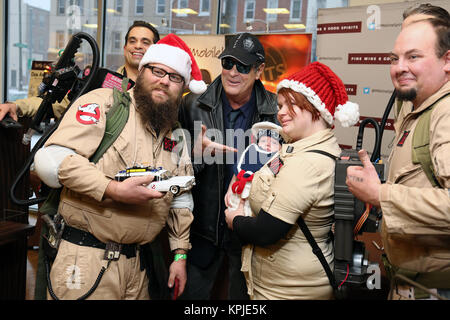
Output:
[178, 33, 278, 299]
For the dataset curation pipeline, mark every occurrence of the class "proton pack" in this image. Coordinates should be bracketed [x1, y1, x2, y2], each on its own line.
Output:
[10, 32, 133, 208]
[299, 117, 385, 299]
[334, 118, 385, 293]
[333, 149, 384, 287]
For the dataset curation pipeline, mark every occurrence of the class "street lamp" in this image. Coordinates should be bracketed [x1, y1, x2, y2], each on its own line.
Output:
[245, 19, 269, 33]
[161, 17, 196, 34]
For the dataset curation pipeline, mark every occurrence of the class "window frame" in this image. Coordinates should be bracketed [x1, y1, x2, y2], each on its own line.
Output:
[244, 0, 256, 22]
[290, 0, 302, 21]
[57, 0, 66, 15]
[135, 0, 144, 15]
[112, 31, 122, 51]
[115, 0, 123, 15]
[266, 0, 278, 22]
[156, 0, 165, 15]
[199, 0, 210, 17]
[56, 30, 66, 50]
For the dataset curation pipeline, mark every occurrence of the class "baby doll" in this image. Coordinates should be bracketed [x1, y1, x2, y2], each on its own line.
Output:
[225, 121, 283, 216]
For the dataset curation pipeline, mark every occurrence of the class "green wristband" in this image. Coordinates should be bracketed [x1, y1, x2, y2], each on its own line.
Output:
[174, 253, 187, 261]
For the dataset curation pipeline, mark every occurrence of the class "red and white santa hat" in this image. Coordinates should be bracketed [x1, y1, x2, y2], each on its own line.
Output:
[276, 62, 359, 127]
[138, 33, 207, 94]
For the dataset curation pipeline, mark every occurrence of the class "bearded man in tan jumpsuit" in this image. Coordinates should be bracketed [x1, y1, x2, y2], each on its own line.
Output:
[346, 18, 450, 300]
[33, 34, 207, 299]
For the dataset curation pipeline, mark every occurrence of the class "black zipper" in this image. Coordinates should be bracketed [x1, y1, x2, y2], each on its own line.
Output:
[209, 110, 224, 246]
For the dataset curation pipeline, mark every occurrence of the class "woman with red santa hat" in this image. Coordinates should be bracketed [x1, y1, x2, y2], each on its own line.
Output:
[225, 62, 359, 300]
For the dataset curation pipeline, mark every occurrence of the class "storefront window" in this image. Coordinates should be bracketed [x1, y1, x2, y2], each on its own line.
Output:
[159, 0, 215, 35]
[219, 0, 348, 59]
[103, 0, 217, 71]
[3, 0, 350, 101]
[5, 0, 97, 102]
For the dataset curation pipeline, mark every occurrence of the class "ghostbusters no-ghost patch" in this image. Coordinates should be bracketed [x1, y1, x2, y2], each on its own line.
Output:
[76, 103, 100, 125]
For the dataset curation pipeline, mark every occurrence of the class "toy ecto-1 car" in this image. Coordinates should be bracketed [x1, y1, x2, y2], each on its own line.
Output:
[115, 166, 195, 195]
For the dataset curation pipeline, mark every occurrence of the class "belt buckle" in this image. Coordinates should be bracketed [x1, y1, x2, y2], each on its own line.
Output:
[104, 242, 122, 261]
[42, 213, 65, 250]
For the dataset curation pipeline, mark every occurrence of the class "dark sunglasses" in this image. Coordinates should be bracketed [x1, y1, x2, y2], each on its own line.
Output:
[221, 58, 253, 74]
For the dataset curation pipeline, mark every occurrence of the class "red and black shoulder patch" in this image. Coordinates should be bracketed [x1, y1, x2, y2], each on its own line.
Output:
[268, 156, 284, 176]
[163, 137, 178, 152]
[76, 103, 100, 125]
[397, 130, 410, 147]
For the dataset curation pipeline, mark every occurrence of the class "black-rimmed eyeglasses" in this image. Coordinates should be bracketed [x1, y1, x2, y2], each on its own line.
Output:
[221, 58, 253, 74]
[144, 65, 184, 83]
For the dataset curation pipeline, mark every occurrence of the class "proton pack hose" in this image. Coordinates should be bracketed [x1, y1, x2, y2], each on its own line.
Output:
[10, 32, 100, 206]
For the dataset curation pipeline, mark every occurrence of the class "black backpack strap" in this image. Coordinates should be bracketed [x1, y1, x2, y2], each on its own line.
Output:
[296, 217, 338, 292]
[299, 149, 339, 292]
[306, 149, 339, 160]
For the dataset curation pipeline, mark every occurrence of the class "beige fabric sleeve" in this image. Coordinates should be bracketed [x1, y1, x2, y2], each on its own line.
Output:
[166, 128, 194, 251]
[166, 207, 193, 251]
[45, 89, 113, 202]
[380, 101, 450, 236]
[15, 95, 69, 119]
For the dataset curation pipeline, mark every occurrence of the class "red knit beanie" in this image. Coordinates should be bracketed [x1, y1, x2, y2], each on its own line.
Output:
[276, 62, 359, 127]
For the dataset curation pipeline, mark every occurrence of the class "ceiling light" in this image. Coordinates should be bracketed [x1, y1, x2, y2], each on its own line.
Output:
[171, 8, 198, 14]
[263, 8, 289, 14]
[83, 24, 98, 28]
[284, 24, 306, 29]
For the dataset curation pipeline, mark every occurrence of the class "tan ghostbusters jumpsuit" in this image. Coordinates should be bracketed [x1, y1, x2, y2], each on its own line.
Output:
[15, 96, 68, 119]
[44, 87, 193, 299]
[380, 81, 450, 299]
[241, 129, 341, 300]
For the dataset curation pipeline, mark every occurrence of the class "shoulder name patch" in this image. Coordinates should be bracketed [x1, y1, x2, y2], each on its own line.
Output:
[268, 156, 284, 176]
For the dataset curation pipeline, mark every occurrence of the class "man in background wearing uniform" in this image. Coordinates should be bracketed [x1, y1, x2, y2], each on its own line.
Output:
[116, 20, 160, 82]
[346, 18, 450, 300]
[32, 34, 206, 299]
[0, 20, 159, 122]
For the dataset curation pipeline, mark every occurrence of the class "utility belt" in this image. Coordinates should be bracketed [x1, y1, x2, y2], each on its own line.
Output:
[59, 226, 171, 300]
[62, 225, 139, 259]
[382, 254, 450, 299]
[45, 225, 144, 300]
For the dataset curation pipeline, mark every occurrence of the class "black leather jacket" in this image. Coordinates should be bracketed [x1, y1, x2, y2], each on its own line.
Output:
[179, 76, 278, 246]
